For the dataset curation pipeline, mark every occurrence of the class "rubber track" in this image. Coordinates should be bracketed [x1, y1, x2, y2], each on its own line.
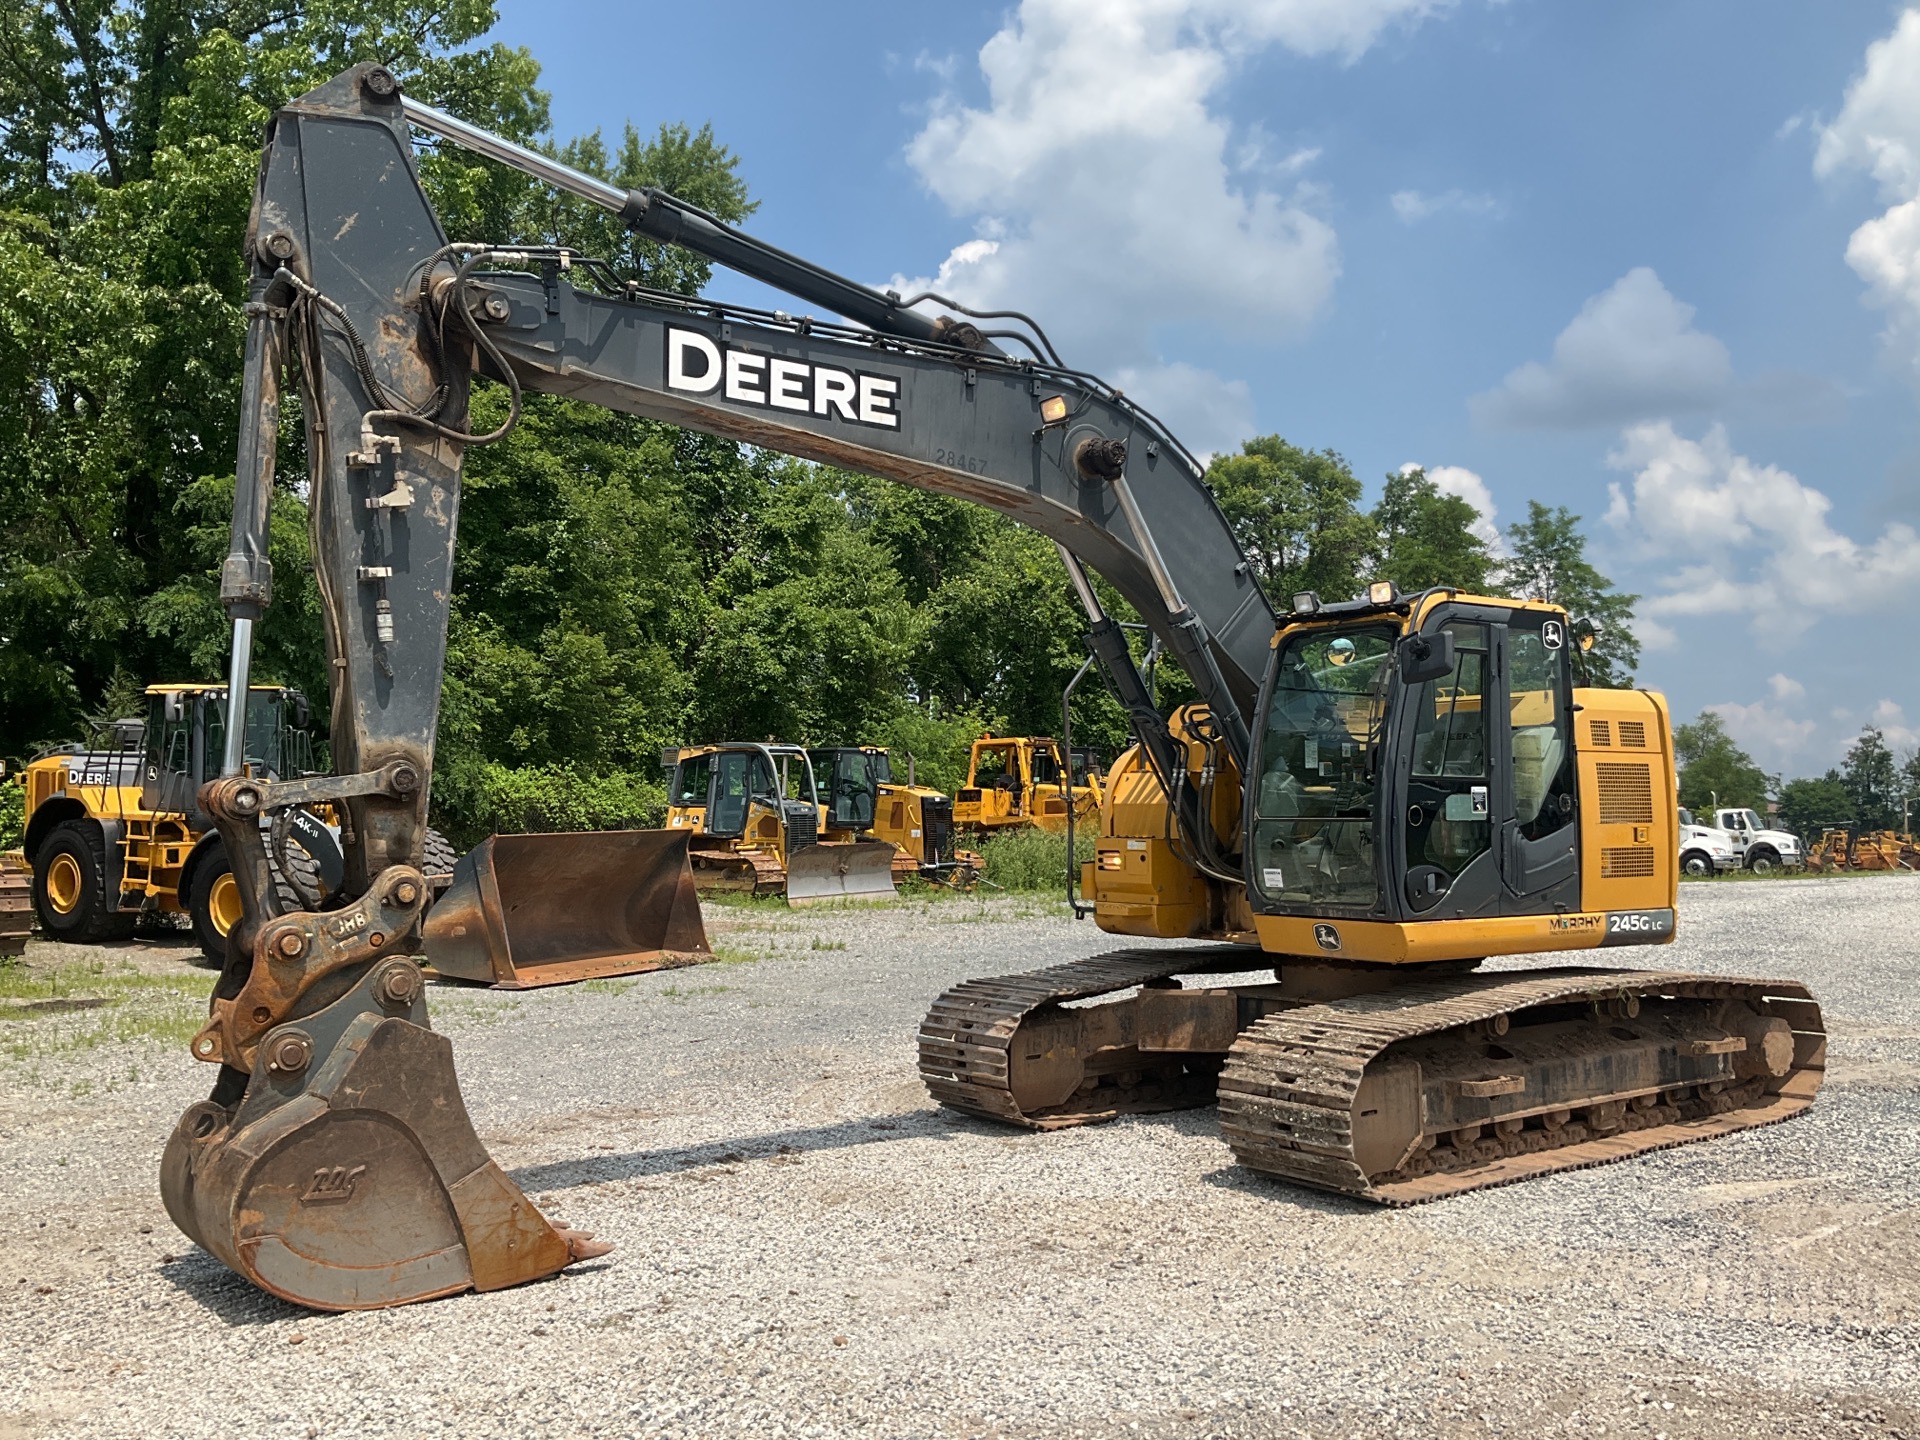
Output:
[918, 945, 1264, 1127]
[1217, 967, 1825, 1205]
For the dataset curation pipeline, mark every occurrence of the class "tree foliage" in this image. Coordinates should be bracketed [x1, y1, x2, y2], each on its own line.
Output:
[1499, 501, 1639, 687]
[1776, 772, 1853, 838]
[1370, 466, 1496, 594]
[1206, 437, 1373, 603]
[1672, 710, 1771, 812]
[1840, 726, 1900, 830]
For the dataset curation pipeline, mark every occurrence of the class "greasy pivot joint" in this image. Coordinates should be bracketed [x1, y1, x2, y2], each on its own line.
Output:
[1073, 435, 1128, 482]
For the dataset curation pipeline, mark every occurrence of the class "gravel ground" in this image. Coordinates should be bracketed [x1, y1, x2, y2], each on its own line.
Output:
[1, 876, 1917, 1440]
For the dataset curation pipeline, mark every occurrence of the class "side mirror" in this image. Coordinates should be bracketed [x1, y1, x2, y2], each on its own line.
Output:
[1398, 630, 1456, 685]
[1572, 616, 1603, 653]
[288, 692, 310, 731]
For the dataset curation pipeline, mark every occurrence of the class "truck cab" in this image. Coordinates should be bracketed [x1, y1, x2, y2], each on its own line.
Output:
[1676, 808, 1740, 877]
[1711, 807, 1802, 874]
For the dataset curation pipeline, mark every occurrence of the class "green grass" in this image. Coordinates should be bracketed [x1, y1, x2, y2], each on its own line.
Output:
[0, 956, 208, 1063]
[975, 827, 1095, 892]
[808, 937, 847, 951]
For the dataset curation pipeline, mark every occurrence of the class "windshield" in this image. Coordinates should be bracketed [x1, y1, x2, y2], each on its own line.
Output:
[1250, 626, 1396, 908]
[202, 690, 287, 778]
[811, 749, 879, 829]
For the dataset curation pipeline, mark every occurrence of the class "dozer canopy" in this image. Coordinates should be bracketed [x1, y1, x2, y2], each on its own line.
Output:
[421, 830, 710, 988]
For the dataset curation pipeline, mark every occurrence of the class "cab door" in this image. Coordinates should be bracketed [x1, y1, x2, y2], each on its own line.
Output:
[1494, 613, 1580, 913]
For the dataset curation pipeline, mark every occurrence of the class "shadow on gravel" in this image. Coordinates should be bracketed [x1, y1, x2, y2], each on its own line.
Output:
[1197, 1163, 1375, 1215]
[510, 1110, 972, 1192]
[158, 1249, 309, 1325]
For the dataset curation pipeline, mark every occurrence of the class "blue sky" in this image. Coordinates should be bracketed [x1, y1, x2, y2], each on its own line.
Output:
[491, 0, 1920, 779]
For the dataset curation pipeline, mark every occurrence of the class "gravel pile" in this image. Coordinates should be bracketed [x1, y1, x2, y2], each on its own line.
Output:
[1, 877, 1917, 1439]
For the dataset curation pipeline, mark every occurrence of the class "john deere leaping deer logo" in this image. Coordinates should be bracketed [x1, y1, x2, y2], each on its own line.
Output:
[300, 1164, 367, 1205]
[1313, 923, 1341, 952]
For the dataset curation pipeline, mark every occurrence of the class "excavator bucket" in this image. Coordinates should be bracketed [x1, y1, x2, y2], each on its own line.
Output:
[421, 830, 710, 988]
[785, 841, 899, 906]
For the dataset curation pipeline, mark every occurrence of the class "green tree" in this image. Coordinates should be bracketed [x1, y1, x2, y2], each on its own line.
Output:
[1776, 771, 1853, 838]
[1370, 466, 1495, 593]
[1206, 436, 1373, 603]
[1840, 726, 1900, 829]
[1499, 501, 1639, 687]
[1671, 710, 1771, 812]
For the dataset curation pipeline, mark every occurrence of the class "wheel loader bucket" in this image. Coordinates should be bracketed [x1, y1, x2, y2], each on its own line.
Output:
[421, 830, 710, 988]
[784, 841, 899, 906]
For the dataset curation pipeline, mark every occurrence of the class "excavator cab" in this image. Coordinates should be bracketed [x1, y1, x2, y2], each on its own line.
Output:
[1243, 592, 1638, 957]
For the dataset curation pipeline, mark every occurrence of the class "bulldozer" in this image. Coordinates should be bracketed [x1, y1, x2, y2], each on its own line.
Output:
[809, 745, 981, 885]
[952, 733, 1099, 834]
[161, 66, 1824, 1311]
[1807, 826, 1917, 872]
[16, 684, 344, 962]
[663, 742, 897, 903]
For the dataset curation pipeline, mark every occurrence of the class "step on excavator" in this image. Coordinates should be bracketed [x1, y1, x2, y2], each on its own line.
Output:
[164, 66, 1825, 1310]
[662, 742, 897, 903]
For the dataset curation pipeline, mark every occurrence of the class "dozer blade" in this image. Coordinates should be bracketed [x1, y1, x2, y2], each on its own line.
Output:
[420, 830, 710, 988]
[161, 955, 608, 1311]
[785, 841, 899, 906]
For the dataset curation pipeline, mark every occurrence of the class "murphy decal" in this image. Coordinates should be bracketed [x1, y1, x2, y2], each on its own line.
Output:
[665, 326, 901, 430]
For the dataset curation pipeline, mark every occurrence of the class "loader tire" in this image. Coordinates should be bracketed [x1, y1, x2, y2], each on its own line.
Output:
[187, 842, 310, 967]
[32, 820, 135, 944]
[421, 827, 459, 886]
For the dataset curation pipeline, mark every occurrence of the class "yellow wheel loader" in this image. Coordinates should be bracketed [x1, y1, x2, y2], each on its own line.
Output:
[162, 68, 1823, 1311]
[18, 685, 343, 962]
[664, 743, 898, 903]
[809, 746, 982, 886]
[952, 733, 1100, 834]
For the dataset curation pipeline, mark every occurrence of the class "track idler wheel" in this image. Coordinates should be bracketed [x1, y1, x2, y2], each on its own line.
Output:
[161, 955, 607, 1310]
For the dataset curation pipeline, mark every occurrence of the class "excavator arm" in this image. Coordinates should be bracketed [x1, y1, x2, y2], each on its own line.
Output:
[163, 63, 1272, 1311]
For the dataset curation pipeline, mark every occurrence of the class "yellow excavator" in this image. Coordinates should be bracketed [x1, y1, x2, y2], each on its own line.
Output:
[162, 67, 1823, 1310]
[662, 742, 897, 902]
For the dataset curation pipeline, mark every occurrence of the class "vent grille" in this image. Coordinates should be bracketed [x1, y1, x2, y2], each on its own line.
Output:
[1602, 846, 1657, 878]
[1618, 720, 1648, 747]
[922, 795, 953, 866]
[1589, 719, 1612, 747]
[1596, 762, 1655, 824]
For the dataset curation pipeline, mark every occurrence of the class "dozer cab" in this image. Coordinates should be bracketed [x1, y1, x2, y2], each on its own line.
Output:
[19, 685, 343, 962]
[664, 743, 897, 903]
[164, 68, 1822, 1312]
[809, 746, 980, 885]
[952, 733, 1099, 833]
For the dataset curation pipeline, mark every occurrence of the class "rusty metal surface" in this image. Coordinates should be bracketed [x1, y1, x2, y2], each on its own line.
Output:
[420, 830, 710, 989]
[1218, 968, 1826, 1204]
[918, 946, 1263, 1127]
[785, 841, 898, 906]
[0, 858, 30, 958]
[161, 957, 606, 1311]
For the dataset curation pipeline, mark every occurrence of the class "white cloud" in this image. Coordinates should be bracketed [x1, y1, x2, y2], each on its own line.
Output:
[1872, 698, 1920, 752]
[1470, 268, 1733, 429]
[1815, 9, 1920, 376]
[1705, 698, 1818, 772]
[1390, 188, 1502, 223]
[1605, 421, 1920, 637]
[1113, 361, 1255, 460]
[1399, 460, 1504, 555]
[1768, 673, 1806, 702]
[897, 0, 1447, 434]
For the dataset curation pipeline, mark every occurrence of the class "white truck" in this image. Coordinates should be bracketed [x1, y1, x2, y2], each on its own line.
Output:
[1710, 806, 1803, 874]
[1676, 808, 1741, 877]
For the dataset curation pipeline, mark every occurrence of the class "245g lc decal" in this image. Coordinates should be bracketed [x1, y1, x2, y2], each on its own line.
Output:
[665, 326, 902, 430]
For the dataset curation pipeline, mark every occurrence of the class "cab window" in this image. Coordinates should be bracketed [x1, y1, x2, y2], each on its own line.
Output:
[1508, 623, 1575, 841]
[1402, 623, 1492, 903]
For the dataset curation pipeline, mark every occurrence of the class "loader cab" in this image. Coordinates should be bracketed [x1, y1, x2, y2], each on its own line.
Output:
[1246, 593, 1599, 939]
[138, 685, 313, 819]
